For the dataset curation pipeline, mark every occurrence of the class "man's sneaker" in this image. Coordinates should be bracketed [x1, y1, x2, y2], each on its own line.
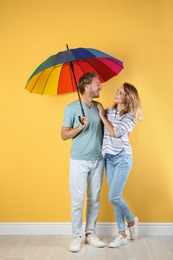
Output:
[85, 234, 105, 248]
[69, 236, 82, 252]
[128, 216, 139, 240]
[109, 234, 128, 248]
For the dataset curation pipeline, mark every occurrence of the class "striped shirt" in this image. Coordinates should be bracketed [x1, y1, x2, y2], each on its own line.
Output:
[102, 108, 136, 157]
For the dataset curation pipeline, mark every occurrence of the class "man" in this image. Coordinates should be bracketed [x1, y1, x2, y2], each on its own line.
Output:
[61, 72, 105, 252]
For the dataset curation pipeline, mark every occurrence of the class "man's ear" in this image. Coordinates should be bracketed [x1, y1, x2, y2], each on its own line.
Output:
[85, 84, 90, 91]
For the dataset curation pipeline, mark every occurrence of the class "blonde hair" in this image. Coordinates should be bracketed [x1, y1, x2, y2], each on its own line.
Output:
[113, 82, 143, 122]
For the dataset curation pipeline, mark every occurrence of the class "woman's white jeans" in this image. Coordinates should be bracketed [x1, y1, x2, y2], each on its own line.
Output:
[70, 158, 104, 237]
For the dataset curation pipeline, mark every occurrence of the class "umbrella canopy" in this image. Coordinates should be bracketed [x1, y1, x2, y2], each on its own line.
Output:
[25, 45, 123, 95]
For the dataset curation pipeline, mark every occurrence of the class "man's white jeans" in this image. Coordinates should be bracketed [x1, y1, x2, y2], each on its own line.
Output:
[70, 158, 104, 237]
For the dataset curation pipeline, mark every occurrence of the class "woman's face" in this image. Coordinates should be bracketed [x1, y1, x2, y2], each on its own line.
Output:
[114, 85, 126, 104]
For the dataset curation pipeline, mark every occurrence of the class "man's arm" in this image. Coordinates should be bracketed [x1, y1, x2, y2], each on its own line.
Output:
[61, 116, 88, 141]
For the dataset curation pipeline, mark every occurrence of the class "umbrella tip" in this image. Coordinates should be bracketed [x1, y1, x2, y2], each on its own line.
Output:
[66, 44, 69, 50]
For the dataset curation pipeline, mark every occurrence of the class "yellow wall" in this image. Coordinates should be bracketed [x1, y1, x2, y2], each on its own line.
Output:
[1, 0, 173, 222]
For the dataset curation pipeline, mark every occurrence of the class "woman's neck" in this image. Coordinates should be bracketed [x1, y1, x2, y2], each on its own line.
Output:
[117, 103, 125, 110]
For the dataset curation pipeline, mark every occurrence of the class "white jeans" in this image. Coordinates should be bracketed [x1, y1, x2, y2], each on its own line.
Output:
[70, 158, 104, 236]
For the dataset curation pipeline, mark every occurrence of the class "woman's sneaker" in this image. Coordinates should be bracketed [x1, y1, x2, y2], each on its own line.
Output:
[69, 236, 82, 252]
[85, 234, 105, 247]
[109, 234, 128, 248]
[128, 217, 139, 240]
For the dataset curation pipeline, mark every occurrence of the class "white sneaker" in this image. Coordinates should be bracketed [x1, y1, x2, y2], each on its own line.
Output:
[109, 234, 128, 248]
[69, 236, 82, 252]
[85, 234, 105, 247]
[128, 217, 139, 240]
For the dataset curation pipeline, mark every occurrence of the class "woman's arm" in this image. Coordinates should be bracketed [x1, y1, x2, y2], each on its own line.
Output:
[97, 104, 116, 137]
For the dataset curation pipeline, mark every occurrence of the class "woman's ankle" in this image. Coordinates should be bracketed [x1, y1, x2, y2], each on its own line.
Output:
[128, 219, 135, 228]
[119, 231, 127, 238]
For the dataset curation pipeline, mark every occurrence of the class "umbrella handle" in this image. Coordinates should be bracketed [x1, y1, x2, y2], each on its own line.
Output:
[78, 116, 84, 125]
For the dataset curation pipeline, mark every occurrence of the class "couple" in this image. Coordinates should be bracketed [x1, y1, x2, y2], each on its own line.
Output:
[61, 72, 143, 252]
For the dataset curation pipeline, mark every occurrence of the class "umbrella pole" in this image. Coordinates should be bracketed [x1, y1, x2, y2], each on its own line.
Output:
[66, 44, 85, 118]
[69, 61, 85, 117]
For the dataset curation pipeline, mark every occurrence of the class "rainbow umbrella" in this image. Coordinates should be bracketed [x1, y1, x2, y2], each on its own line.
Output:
[25, 45, 123, 116]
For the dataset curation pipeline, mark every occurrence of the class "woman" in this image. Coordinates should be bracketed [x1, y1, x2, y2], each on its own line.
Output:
[97, 82, 143, 248]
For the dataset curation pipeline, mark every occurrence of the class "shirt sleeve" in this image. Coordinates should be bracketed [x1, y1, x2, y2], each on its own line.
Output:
[114, 113, 136, 138]
[62, 106, 74, 128]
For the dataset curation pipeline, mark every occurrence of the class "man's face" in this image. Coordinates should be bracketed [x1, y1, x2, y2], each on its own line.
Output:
[87, 77, 102, 98]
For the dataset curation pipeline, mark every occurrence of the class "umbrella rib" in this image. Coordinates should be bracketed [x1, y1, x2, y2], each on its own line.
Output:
[87, 59, 107, 79]
[59, 62, 78, 92]
[41, 67, 55, 94]
[75, 58, 115, 81]
[91, 58, 116, 80]
[27, 70, 45, 92]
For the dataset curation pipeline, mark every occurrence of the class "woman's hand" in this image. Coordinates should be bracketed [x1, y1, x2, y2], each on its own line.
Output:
[97, 103, 105, 118]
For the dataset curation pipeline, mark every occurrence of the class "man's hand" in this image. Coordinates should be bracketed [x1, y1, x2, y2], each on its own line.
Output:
[61, 116, 88, 141]
[78, 116, 88, 127]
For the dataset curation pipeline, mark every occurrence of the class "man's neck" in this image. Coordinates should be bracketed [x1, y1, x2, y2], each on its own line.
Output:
[81, 95, 93, 108]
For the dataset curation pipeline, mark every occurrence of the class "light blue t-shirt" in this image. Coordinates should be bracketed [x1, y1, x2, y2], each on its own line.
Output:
[62, 100, 103, 160]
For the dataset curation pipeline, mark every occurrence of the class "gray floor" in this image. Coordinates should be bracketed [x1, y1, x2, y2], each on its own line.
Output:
[0, 235, 173, 259]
